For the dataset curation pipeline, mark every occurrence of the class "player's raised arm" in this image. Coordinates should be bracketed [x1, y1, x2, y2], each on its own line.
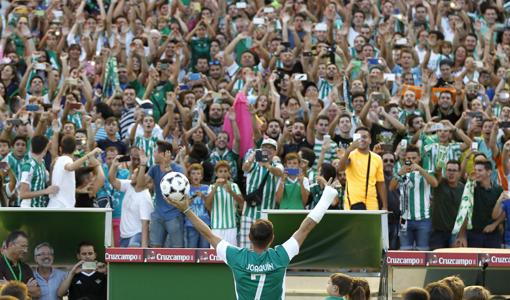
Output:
[164, 195, 222, 248]
[292, 184, 338, 247]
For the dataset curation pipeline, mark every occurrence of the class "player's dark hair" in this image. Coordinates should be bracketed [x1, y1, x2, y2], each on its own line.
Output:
[402, 287, 430, 300]
[60, 135, 76, 154]
[31, 135, 49, 154]
[249, 219, 274, 248]
[5, 230, 28, 247]
[330, 273, 353, 296]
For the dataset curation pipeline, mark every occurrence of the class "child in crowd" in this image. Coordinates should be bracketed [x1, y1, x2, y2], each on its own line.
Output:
[325, 273, 352, 300]
[205, 161, 243, 246]
[275, 153, 310, 209]
[185, 163, 210, 248]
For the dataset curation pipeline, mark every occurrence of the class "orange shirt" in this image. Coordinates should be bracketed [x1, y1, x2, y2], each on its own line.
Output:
[344, 150, 384, 210]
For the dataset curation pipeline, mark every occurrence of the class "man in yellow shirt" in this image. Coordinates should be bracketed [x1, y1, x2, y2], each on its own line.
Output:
[338, 127, 388, 210]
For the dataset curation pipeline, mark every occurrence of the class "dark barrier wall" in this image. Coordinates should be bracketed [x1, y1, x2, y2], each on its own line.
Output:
[265, 210, 387, 269]
[0, 208, 112, 265]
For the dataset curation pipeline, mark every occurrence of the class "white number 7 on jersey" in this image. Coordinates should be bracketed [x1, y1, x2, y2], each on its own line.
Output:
[250, 273, 266, 300]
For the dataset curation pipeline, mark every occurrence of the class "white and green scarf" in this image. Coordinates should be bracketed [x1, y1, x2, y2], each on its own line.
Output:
[452, 179, 475, 235]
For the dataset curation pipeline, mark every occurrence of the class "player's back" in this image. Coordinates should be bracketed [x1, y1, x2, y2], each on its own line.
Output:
[225, 244, 292, 300]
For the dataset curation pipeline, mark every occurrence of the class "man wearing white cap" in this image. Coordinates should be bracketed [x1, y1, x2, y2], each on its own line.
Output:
[240, 138, 284, 248]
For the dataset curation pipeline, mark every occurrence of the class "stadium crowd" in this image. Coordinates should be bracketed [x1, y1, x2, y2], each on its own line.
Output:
[0, 0, 510, 295]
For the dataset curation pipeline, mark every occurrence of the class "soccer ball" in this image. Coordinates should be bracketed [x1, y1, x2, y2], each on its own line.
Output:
[160, 172, 190, 202]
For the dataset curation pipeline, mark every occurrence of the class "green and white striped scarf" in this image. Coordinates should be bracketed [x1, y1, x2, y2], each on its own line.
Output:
[103, 56, 120, 97]
[452, 179, 475, 235]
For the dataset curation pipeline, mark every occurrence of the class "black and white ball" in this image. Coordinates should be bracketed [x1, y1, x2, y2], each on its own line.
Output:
[160, 172, 190, 202]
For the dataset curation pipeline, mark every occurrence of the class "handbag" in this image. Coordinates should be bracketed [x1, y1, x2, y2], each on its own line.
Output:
[346, 152, 371, 210]
[245, 171, 270, 207]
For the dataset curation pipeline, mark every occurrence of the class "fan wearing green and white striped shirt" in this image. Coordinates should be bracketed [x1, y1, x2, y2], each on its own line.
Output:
[131, 114, 159, 167]
[19, 136, 59, 207]
[205, 161, 244, 246]
[240, 139, 284, 249]
[390, 146, 438, 251]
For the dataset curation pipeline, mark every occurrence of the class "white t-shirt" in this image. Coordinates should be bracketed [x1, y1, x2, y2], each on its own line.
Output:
[119, 180, 153, 238]
[47, 156, 75, 208]
[126, 124, 163, 140]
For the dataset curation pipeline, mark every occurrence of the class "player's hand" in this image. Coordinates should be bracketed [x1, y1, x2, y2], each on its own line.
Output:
[164, 195, 190, 212]
[96, 262, 107, 274]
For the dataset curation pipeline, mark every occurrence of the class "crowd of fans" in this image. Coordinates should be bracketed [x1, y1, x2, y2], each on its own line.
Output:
[0, 0, 509, 259]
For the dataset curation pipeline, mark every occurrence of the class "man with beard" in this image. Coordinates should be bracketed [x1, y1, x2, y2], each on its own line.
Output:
[22, 76, 49, 105]
[33, 242, 67, 300]
[329, 113, 353, 149]
[316, 63, 339, 101]
[279, 47, 304, 75]
[265, 119, 282, 141]
[119, 87, 138, 140]
[381, 152, 400, 249]
[431, 90, 461, 124]
[350, 92, 366, 133]
[399, 90, 424, 124]
[209, 113, 241, 181]
[0, 231, 40, 298]
[307, 113, 337, 173]
[207, 103, 225, 135]
[208, 60, 225, 90]
[430, 160, 464, 250]
[281, 119, 312, 157]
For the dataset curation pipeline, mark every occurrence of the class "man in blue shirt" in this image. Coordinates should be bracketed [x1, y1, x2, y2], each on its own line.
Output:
[33, 243, 67, 300]
[140, 141, 185, 248]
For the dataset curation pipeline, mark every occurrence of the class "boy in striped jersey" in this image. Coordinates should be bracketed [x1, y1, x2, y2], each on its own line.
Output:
[390, 146, 439, 250]
[206, 161, 244, 246]
[19, 136, 59, 207]
[240, 138, 284, 248]
[132, 114, 160, 167]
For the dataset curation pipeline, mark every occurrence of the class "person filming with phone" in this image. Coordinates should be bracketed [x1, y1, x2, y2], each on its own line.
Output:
[57, 242, 106, 300]
[338, 127, 388, 211]
[275, 153, 310, 209]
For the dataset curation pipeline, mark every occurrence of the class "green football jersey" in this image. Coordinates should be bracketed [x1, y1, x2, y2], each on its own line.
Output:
[217, 239, 299, 300]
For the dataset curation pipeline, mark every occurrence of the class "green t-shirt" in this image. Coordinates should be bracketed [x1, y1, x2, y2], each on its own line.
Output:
[149, 81, 174, 122]
[279, 178, 304, 209]
[324, 297, 345, 300]
[217, 239, 299, 300]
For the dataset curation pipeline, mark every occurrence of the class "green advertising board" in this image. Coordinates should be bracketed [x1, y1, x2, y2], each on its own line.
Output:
[0, 208, 112, 265]
[263, 210, 388, 269]
[109, 263, 235, 299]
